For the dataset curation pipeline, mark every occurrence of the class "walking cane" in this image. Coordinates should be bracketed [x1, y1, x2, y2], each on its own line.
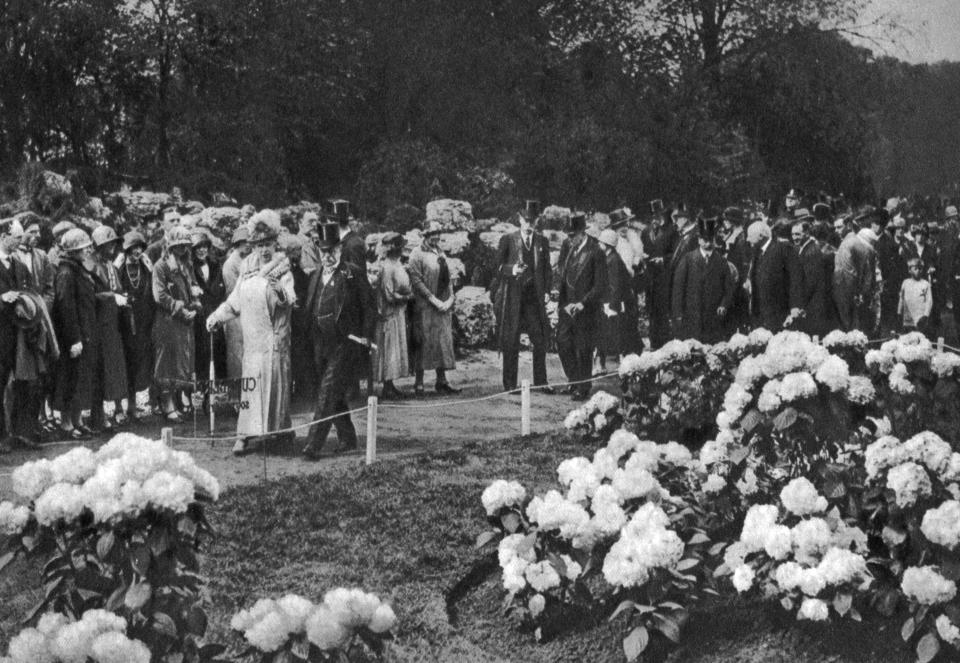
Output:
[348, 335, 378, 395]
[209, 333, 215, 440]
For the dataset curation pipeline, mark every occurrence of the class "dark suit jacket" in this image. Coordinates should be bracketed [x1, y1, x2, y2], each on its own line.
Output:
[492, 231, 551, 350]
[305, 261, 375, 347]
[17, 248, 55, 312]
[339, 231, 367, 270]
[796, 239, 832, 336]
[750, 239, 803, 331]
[0, 256, 30, 365]
[52, 257, 98, 351]
[557, 237, 607, 310]
[671, 248, 734, 343]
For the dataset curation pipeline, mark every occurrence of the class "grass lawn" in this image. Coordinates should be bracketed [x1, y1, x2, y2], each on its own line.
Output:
[1, 433, 915, 662]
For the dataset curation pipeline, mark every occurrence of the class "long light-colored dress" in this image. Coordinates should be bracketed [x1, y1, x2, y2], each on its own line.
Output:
[221, 249, 245, 380]
[209, 254, 295, 437]
[408, 244, 456, 370]
[376, 258, 411, 381]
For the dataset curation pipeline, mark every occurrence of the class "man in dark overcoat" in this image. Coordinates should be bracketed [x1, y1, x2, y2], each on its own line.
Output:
[302, 222, 374, 458]
[640, 203, 677, 349]
[792, 220, 832, 337]
[0, 220, 32, 451]
[492, 200, 553, 392]
[667, 206, 699, 339]
[329, 199, 366, 270]
[556, 212, 607, 400]
[746, 220, 804, 331]
[670, 217, 734, 343]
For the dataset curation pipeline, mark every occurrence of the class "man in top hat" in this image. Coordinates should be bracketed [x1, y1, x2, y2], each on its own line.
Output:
[719, 206, 750, 334]
[302, 222, 375, 458]
[667, 205, 699, 338]
[328, 199, 366, 271]
[608, 208, 643, 354]
[641, 200, 678, 348]
[746, 220, 804, 331]
[492, 200, 554, 393]
[556, 212, 607, 400]
[670, 217, 734, 343]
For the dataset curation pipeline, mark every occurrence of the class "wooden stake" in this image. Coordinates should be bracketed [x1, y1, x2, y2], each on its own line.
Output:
[938, 336, 945, 352]
[366, 396, 378, 465]
[521, 379, 531, 436]
[161, 427, 173, 447]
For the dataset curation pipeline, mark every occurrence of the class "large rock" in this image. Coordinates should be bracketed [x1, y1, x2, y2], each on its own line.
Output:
[119, 187, 174, 219]
[33, 171, 73, 214]
[426, 199, 473, 231]
[453, 286, 495, 348]
[479, 221, 519, 250]
[438, 231, 470, 257]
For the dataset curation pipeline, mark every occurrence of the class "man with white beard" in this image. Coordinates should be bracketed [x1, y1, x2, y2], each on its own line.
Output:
[608, 208, 644, 353]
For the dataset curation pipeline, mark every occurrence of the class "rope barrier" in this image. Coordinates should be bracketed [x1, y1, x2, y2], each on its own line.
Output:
[170, 406, 369, 443]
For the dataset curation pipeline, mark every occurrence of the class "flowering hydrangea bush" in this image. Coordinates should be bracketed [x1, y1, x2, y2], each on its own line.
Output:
[563, 391, 622, 439]
[0, 434, 223, 662]
[231, 590, 396, 661]
[1, 609, 151, 663]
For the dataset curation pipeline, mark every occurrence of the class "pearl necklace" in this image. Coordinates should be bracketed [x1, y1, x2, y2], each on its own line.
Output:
[125, 261, 142, 290]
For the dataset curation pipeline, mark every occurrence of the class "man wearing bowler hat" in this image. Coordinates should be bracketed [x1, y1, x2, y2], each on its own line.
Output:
[670, 217, 734, 343]
[302, 222, 374, 458]
[492, 200, 554, 393]
[556, 212, 607, 400]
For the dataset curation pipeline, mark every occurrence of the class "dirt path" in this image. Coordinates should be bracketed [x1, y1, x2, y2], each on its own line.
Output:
[0, 350, 621, 499]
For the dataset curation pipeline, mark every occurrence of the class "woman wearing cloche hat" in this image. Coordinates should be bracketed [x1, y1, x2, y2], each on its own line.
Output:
[375, 232, 413, 400]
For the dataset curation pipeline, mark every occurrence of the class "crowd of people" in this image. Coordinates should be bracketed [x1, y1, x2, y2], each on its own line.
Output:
[0, 190, 955, 455]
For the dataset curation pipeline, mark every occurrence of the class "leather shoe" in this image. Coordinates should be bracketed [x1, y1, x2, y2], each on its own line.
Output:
[570, 391, 589, 402]
[302, 441, 325, 460]
[435, 382, 461, 395]
[537, 385, 557, 395]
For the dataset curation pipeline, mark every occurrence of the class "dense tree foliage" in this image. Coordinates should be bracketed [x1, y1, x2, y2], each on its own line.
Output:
[0, 0, 957, 215]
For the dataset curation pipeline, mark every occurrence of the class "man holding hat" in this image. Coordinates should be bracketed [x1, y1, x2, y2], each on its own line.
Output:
[667, 205, 699, 337]
[670, 217, 734, 343]
[641, 203, 678, 348]
[301, 221, 375, 457]
[492, 200, 554, 393]
[556, 212, 607, 400]
[17, 214, 54, 312]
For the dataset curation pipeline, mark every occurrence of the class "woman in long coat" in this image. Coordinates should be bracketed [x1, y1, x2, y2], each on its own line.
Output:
[192, 233, 227, 387]
[52, 229, 98, 439]
[408, 221, 458, 395]
[152, 226, 201, 421]
[207, 211, 295, 454]
[596, 229, 635, 358]
[117, 231, 154, 420]
[375, 233, 413, 399]
[221, 226, 250, 381]
[90, 226, 129, 430]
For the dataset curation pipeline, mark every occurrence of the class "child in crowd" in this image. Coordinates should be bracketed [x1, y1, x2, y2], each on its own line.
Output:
[898, 257, 933, 337]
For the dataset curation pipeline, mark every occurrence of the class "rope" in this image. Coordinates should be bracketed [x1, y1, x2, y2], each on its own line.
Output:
[170, 406, 369, 443]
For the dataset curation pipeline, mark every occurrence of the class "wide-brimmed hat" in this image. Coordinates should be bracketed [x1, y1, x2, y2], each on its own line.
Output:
[381, 231, 405, 249]
[277, 233, 303, 251]
[854, 205, 887, 228]
[813, 202, 832, 221]
[51, 220, 76, 239]
[317, 222, 341, 250]
[598, 229, 619, 248]
[122, 231, 146, 252]
[230, 226, 250, 247]
[13, 294, 40, 329]
[248, 210, 282, 243]
[423, 220, 444, 236]
[61, 228, 93, 252]
[565, 212, 586, 233]
[191, 231, 212, 248]
[165, 226, 193, 248]
[92, 225, 119, 247]
[609, 208, 635, 229]
[721, 206, 743, 225]
[945, 205, 959, 220]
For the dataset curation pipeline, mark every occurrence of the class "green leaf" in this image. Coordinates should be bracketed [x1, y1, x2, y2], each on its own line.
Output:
[177, 516, 198, 538]
[105, 584, 127, 612]
[773, 407, 798, 431]
[917, 632, 940, 663]
[152, 612, 178, 640]
[728, 445, 751, 465]
[130, 544, 151, 576]
[833, 593, 852, 617]
[708, 542, 727, 557]
[687, 533, 710, 545]
[659, 601, 684, 611]
[125, 583, 152, 611]
[901, 616, 915, 642]
[651, 612, 682, 643]
[882, 526, 907, 548]
[781, 596, 794, 611]
[740, 409, 763, 433]
[500, 512, 520, 534]
[186, 606, 208, 636]
[475, 530, 498, 549]
[676, 559, 699, 571]
[148, 528, 170, 557]
[96, 532, 115, 560]
[0, 550, 17, 573]
[850, 607, 862, 622]
[622, 626, 649, 662]
[609, 601, 637, 621]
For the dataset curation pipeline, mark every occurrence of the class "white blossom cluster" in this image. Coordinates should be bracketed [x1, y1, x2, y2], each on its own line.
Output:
[936, 615, 960, 646]
[821, 330, 868, 351]
[0, 501, 29, 536]
[602, 503, 684, 588]
[727, 500, 871, 620]
[863, 431, 960, 508]
[901, 566, 957, 606]
[866, 334, 949, 388]
[231, 590, 396, 653]
[498, 533, 581, 595]
[921, 500, 960, 549]
[1, 610, 150, 663]
[481, 480, 526, 516]
[618, 338, 709, 378]
[6, 434, 220, 527]
[563, 391, 619, 431]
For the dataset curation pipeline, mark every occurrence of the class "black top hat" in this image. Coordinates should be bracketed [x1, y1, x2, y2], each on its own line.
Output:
[812, 202, 832, 221]
[722, 206, 743, 224]
[854, 205, 886, 228]
[566, 212, 587, 233]
[697, 216, 719, 239]
[317, 222, 341, 250]
[609, 208, 635, 229]
[523, 200, 542, 220]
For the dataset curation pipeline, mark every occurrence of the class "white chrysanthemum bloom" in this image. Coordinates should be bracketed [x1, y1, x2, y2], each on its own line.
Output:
[734, 357, 766, 389]
[276, 594, 316, 634]
[49, 610, 127, 663]
[740, 504, 780, 552]
[243, 610, 290, 652]
[931, 352, 960, 378]
[817, 547, 870, 587]
[791, 519, 834, 566]
[617, 353, 645, 377]
[774, 561, 804, 591]
[560, 554, 583, 580]
[592, 448, 620, 480]
[823, 329, 866, 349]
[814, 356, 850, 392]
[780, 478, 828, 516]
[748, 327, 773, 346]
[305, 604, 351, 651]
[864, 435, 905, 479]
[528, 593, 546, 617]
[732, 565, 755, 592]
[585, 391, 619, 415]
[502, 557, 528, 593]
[369, 604, 396, 634]
[11, 459, 57, 501]
[762, 331, 816, 377]
[887, 462, 933, 508]
[865, 348, 895, 374]
[888, 362, 915, 394]
[757, 379, 783, 412]
[901, 566, 957, 605]
[762, 524, 793, 560]
[736, 468, 759, 496]
[231, 598, 279, 632]
[798, 567, 827, 597]
[866, 416, 892, 437]
[590, 486, 627, 536]
[659, 442, 692, 467]
[779, 372, 818, 402]
[35, 613, 70, 638]
[702, 473, 726, 494]
[557, 458, 592, 488]
[525, 560, 561, 592]
[34, 483, 86, 526]
[141, 471, 195, 513]
[563, 408, 587, 430]
[48, 447, 98, 486]
[798, 597, 829, 621]
[803, 345, 831, 373]
[606, 429, 641, 460]
[611, 467, 660, 502]
[716, 411, 733, 431]
[0, 501, 29, 535]
[832, 522, 869, 554]
[6, 627, 52, 663]
[943, 454, 960, 484]
[498, 533, 535, 569]
[699, 439, 728, 467]
[723, 541, 749, 570]
[728, 332, 750, 353]
[481, 480, 527, 516]
[89, 631, 151, 663]
[324, 588, 382, 630]
[921, 501, 960, 550]
[936, 615, 960, 646]
[905, 432, 952, 476]
[602, 522, 684, 588]
[592, 413, 607, 430]
[526, 490, 592, 544]
[894, 333, 933, 364]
